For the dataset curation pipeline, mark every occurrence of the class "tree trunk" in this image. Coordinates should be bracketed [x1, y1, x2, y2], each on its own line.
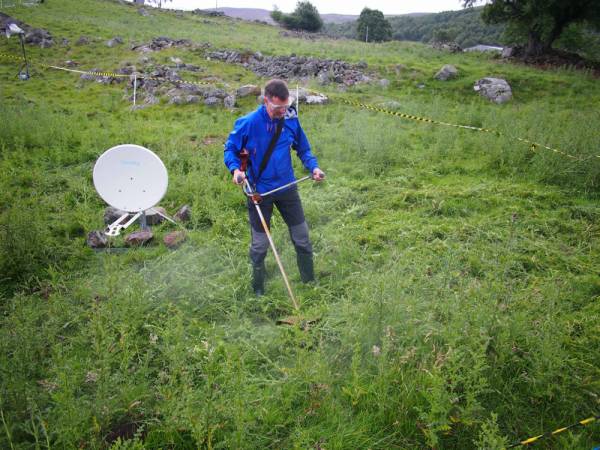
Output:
[525, 31, 549, 57]
[525, 20, 568, 57]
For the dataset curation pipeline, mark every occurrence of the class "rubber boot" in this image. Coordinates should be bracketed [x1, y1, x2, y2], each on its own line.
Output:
[297, 252, 314, 283]
[252, 262, 266, 296]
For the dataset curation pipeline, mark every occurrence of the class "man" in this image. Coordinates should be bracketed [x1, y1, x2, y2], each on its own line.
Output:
[224, 79, 325, 296]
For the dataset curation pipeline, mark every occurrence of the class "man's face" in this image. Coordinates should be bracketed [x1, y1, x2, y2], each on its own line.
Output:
[265, 95, 289, 119]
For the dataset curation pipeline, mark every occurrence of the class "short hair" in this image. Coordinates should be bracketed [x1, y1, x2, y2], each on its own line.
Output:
[264, 79, 289, 100]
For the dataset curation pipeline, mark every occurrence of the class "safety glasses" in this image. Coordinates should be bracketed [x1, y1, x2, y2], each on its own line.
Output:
[265, 97, 289, 112]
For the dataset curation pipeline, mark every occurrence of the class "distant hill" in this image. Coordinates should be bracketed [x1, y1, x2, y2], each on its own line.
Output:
[215, 8, 275, 24]
[212, 9, 357, 25]
[195, 8, 428, 26]
[323, 7, 505, 47]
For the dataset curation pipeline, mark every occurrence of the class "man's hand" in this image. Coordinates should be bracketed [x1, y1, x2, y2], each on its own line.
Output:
[233, 169, 246, 185]
[312, 168, 325, 182]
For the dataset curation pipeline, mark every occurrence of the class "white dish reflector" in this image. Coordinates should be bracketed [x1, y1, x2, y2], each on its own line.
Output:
[93, 144, 168, 213]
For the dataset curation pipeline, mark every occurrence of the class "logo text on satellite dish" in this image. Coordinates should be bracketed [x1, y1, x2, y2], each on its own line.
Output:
[120, 160, 141, 166]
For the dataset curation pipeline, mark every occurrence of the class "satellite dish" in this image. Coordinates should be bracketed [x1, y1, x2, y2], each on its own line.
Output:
[93, 144, 168, 213]
[93, 144, 172, 236]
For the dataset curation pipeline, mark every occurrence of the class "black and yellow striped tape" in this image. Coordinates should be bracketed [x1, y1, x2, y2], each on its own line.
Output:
[338, 98, 586, 160]
[507, 414, 599, 447]
[1, 51, 598, 160]
[0, 51, 213, 86]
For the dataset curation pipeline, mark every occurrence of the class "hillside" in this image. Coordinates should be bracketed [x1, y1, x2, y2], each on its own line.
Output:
[1, 0, 600, 448]
[323, 7, 505, 47]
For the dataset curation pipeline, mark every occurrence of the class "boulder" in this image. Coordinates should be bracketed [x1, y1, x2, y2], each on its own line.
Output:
[204, 96, 221, 106]
[174, 205, 191, 222]
[502, 47, 515, 58]
[125, 230, 153, 246]
[80, 68, 115, 84]
[431, 41, 462, 53]
[87, 230, 108, 248]
[145, 207, 167, 225]
[104, 206, 130, 224]
[434, 64, 458, 81]
[305, 94, 328, 105]
[76, 36, 90, 45]
[106, 36, 124, 47]
[163, 230, 187, 249]
[236, 84, 260, 98]
[474, 77, 512, 104]
[224, 95, 236, 109]
[25, 28, 53, 47]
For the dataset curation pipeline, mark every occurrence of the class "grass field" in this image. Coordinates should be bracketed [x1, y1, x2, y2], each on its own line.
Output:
[1, 0, 600, 448]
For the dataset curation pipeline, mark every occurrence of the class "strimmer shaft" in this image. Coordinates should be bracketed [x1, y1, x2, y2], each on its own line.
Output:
[244, 179, 299, 311]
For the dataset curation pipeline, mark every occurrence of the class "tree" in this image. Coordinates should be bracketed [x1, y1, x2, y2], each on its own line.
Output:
[463, 0, 600, 56]
[271, 1, 323, 32]
[356, 8, 392, 42]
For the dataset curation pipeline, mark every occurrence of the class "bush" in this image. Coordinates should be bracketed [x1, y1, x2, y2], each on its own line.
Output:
[271, 1, 323, 32]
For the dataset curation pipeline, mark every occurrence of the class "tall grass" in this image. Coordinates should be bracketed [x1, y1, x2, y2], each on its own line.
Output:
[1, 0, 600, 448]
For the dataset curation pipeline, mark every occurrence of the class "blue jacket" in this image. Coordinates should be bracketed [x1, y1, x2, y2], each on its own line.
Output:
[224, 104, 319, 194]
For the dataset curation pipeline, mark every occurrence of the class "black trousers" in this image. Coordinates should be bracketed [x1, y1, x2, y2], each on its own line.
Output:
[247, 187, 312, 265]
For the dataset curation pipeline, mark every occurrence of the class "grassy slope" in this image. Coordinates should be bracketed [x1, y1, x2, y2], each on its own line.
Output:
[1, 0, 599, 448]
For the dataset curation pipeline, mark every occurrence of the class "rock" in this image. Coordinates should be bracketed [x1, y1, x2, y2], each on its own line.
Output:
[163, 230, 187, 249]
[106, 36, 124, 47]
[434, 64, 458, 81]
[379, 78, 390, 88]
[25, 28, 53, 47]
[87, 230, 108, 248]
[208, 49, 373, 86]
[145, 206, 167, 225]
[80, 68, 115, 84]
[168, 92, 201, 105]
[474, 77, 512, 104]
[224, 95, 236, 108]
[125, 230, 153, 246]
[502, 47, 514, 58]
[61, 38, 70, 46]
[132, 36, 193, 52]
[138, 8, 150, 16]
[236, 84, 260, 98]
[169, 95, 184, 105]
[431, 41, 462, 53]
[65, 60, 78, 67]
[417, 83, 426, 89]
[174, 204, 191, 222]
[76, 36, 90, 45]
[305, 94, 328, 105]
[203, 87, 228, 99]
[204, 96, 221, 106]
[178, 83, 205, 95]
[104, 206, 130, 224]
[144, 93, 160, 105]
[317, 71, 330, 85]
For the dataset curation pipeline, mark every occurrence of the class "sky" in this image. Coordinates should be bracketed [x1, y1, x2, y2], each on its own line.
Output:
[142, 0, 466, 15]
